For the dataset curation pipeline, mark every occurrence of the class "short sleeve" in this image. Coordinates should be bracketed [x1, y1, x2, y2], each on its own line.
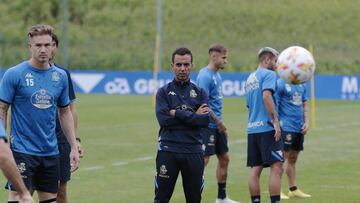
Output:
[0, 69, 17, 104]
[57, 72, 70, 107]
[196, 70, 212, 96]
[303, 85, 308, 102]
[262, 71, 276, 93]
[63, 69, 76, 101]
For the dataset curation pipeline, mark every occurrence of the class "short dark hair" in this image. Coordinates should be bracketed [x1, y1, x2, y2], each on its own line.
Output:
[172, 47, 193, 63]
[209, 43, 227, 54]
[28, 24, 54, 39]
[51, 33, 59, 47]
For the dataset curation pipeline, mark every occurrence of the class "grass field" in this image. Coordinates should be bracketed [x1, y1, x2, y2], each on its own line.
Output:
[0, 95, 359, 202]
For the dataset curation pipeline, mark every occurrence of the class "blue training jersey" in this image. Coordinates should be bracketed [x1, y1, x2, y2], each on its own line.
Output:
[276, 78, 307, 132]
[196, 67, 222, 128]
[245, 67, 277, 134]
[0, 61, 70, 156]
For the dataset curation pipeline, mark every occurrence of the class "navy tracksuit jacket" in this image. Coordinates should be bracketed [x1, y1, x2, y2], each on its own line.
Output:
[154, 79, 210, 203]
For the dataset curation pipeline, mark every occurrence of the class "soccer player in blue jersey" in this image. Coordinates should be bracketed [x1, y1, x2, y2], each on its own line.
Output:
[196, 44, 239, 203]
[0, 123, 34, 203]
[0, 24, 79, 203]
[276, 79, 311, 199]
[50, 33, 84, 203]
[245, 47, 283, 203]
[154, 47, 211, 203]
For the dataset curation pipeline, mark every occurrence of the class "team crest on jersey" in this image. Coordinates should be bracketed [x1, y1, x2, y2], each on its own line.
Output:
[190, 89, 197, 98]
[291, 92, 302, 106]
[52, 72, 60, 82]
[25, 72, 33, 79]
[31, 88, 54, 109]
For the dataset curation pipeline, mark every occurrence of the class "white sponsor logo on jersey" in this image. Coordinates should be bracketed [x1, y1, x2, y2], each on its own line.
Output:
[31, 89, 54, 109]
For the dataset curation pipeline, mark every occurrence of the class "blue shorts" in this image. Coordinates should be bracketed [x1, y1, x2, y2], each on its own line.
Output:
[247, 130, 284, 167]
[58, 142, 71, 183]
[201, 128, 229, 156]
[154, 151, 204, 203]
[282, 131, 304, 152]
[5, 151, 59, 193]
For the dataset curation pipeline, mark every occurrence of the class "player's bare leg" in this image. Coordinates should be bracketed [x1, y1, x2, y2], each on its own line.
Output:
[249, 166, 262, 202]
[285, 150, 299, 188]
[57, 182, 68, 203]
[269, 161, 283, 195]
[37, 191, 57, 202]
[285, 150, 311, 198]
[216, 153, 229, 183]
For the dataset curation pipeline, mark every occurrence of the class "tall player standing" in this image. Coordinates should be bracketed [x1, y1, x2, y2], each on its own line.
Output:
[0, 24, 79, 203]
[196, 43, 239, 203]
[245, 47, 284, 203]
[276, 78, 311, 199]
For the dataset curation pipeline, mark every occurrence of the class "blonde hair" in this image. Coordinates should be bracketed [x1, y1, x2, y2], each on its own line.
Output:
[27, 24, 54, 39]
[209, 43, 227, 54]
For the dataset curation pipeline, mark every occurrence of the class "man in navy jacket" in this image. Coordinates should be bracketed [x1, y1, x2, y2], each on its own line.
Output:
[154, 47, 211, 203]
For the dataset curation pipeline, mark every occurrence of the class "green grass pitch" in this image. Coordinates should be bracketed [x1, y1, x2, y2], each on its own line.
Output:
[0, 95, 359, 202]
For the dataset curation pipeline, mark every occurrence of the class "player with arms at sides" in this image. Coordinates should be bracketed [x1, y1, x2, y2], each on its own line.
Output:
[50, 33, 84, 203]
[154, 47, 211, 203]
[0, 122, 34, 203]
[196, 43, 239, 203]
[245, 47, 284, 203]
[0, 24, 79, 203]
[275, 78, 311, 199]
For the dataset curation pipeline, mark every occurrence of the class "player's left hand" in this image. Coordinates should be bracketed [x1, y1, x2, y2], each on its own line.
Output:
[70, 147, 80, 172]
[301, 122, 309, 135]
[196, 104, 210, 115]
[217, 121, 227, 135]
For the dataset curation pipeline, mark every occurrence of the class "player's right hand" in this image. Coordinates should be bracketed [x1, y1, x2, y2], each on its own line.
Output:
[273, 120, 281, 141]
[70, 147, 80, 172]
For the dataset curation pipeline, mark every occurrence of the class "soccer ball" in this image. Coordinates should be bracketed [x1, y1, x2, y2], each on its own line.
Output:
[276, 46, 316, 84]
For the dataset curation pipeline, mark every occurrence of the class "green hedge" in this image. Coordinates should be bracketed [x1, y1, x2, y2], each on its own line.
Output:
[0, 0, 359, 74]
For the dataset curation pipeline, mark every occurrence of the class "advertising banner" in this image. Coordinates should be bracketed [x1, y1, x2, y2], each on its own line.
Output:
[0, 69, 359, 100]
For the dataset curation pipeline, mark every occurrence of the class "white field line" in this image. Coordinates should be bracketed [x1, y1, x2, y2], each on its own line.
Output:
[80, 121, 358, 171]
[83, 166, 105, 171]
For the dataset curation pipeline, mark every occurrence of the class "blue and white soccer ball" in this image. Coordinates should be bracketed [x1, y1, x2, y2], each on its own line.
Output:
[276, 46, 316, 84]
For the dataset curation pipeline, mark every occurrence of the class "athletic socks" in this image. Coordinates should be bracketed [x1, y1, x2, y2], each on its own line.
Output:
[251, 195, 261, 203]
[217, 182, 227, 199]
[290, 186, 297, 191]
[270, 195, 280, 203]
